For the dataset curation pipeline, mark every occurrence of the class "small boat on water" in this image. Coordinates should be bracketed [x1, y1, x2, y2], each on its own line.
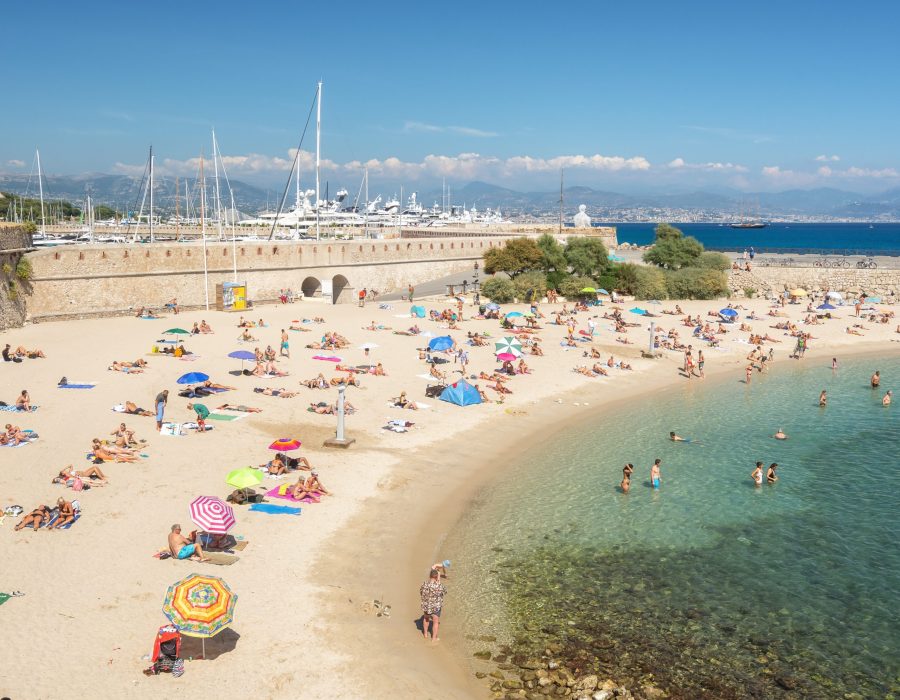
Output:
[730, 222, 769, 229]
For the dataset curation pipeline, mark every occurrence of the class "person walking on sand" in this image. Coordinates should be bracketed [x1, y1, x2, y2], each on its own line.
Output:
[155, 389, 169, 431]
[419, 568, 447, 643]
[408, 284, 415, 303]
[650, 459, 661, 489]
[751, 461, 764, 486]
[280, 329, 290, 358]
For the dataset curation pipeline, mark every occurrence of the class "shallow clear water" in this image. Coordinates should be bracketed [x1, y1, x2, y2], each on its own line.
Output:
[445, 357, 900, 699]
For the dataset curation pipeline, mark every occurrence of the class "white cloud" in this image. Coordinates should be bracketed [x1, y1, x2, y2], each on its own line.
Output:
[815, 154, 840, 162]
[114, 149, 651, 181]
[764, 163, 900, 186]
[845, 166, 899, 178]
[667, 157, 747, 172]
[403, 121, 498, 138]
[817, 166, 832, 176]
[6, 159, 25, 167]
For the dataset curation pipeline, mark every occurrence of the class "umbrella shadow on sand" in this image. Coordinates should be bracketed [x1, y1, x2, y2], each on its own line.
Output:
[181, 628, 241, 660]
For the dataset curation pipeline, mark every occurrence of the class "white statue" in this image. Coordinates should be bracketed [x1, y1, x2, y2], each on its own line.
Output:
[573, 204, 591, 228]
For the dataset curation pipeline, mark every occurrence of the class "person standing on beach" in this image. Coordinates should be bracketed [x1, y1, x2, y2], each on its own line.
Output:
[408, 284, 415, 303]
[155, 389, 169, 431]
[650, 459, 661, 489]
[697, 349, 705, 379]
[620, 463, 634, 493]
[419, 569, 447, 643]
[280, 329, 290, 358]
[186, 402, 209, 432]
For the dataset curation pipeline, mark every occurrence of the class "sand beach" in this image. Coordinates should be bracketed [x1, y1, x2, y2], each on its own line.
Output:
[0, 291, 897, 698]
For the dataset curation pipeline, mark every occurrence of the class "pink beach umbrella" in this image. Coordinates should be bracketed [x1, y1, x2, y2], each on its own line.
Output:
[496, 352, 518, 362]
[189, 496, 236, 534]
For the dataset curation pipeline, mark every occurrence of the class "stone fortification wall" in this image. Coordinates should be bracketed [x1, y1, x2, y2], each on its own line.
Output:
[562, 227, 618, 250]
[0, 224, 33, 329]
[24, 237, 504, 321]
[728, 266, 900, 298]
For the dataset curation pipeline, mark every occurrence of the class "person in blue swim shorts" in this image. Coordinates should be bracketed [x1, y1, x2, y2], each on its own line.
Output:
[168, 524, 209, 561]
[650, 459, 662, 489]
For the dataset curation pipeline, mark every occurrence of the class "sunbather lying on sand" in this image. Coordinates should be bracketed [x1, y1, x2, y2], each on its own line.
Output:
[290, 471, 332, 500]
[123, 401, 153, 416]
[15, 346, 46, 359]
[331, 374, 360, 387]
[4, 424, 33, 444]
[54, 464, 108, 485]
[91, 439, 139, 462]
[216, 404, 262, 413]
[253, 387, 298, 398]
[301, 373, 329, 389]
[309, 401, 357, 415]
[201, 380, 235, 390]
[261, 455, 288, 475]
[15, 505, 52, 531]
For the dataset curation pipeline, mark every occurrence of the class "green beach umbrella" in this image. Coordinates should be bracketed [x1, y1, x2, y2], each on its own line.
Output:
[226, 467, 263, 490]
[164, 328, 191, 335]
[494, 337, 524, 357]
[580, 287, 596, 293]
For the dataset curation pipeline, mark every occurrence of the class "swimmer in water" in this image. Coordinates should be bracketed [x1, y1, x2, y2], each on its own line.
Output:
[751, 461, 764, 486]
[620, 463, 634, 493]
[832, 357, 838, 370]
[871, 371, 881, 388]
[650, 459, 661, 489]
[669, 431, 687, 442]
[883, 390, 892, 406]
[766, 462, 779, 484]
[819, 390, 827, 407]
[773, 428, 788, 440]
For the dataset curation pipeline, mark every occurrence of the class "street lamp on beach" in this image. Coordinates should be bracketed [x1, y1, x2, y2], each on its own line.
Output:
[473, 261, 479, 291]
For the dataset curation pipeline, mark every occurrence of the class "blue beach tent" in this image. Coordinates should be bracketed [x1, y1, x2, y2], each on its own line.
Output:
[428, 335, 454, 351]
[440, 379, 483, 407]
[410, 305, 426, 318]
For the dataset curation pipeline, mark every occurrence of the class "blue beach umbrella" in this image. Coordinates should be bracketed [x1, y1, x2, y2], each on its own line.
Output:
[506, 311, 524, 318]
[719, 308, 738, 318]
[227, 349, 256, 374]
[428, 336, 454, 352]
[629, 307, 647, 315]
[597, 289, 610, 295]
[817, 303, 836, 310]
[177, 372, 210, 385]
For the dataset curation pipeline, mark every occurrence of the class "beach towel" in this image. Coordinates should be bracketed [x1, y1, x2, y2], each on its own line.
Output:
[266, 485, 321, 504]
[182, 422, 214, 432]
[249, 503, 301, 515]
[0, 440, 31, 447]
[0, 405, 37, 412]
[200, 552, 240, 566]
[159, 423, 185, 436]
[58, 382, 96, 389]
[208, 413, 239, 421]
[42, 513, 81, 530]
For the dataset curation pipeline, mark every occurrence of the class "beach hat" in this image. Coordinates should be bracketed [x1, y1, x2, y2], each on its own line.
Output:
[442, 560, 451, 568]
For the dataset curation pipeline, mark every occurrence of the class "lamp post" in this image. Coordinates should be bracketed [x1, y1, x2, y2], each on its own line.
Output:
[473, 261, 479, 291]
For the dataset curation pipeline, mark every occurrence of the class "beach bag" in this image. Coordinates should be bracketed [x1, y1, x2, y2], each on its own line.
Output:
[59, 376, 68, 386]
[71, 500, 82, 513]
[72, 477, 84, 492]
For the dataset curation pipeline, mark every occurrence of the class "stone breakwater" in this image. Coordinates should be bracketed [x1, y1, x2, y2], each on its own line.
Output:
[728, 266, 900, 298]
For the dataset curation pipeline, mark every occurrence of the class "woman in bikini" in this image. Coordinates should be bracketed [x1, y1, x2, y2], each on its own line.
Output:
[620, 463, 634, 493]
[15, 505, 51, 531]
[54, 464, 108, 485]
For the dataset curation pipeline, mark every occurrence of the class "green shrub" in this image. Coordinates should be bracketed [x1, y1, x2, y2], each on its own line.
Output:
[632, 267, 668, 300]
[545, 270, 570, 291]
[481, 277, 516, 303]
[512, 270, 548, 302]
[743, 286, 757, 299]
[666, 268, 729, 300]
[558, 275, 598, 299]
[595, 274, 617, 293]
[7, 281, 18, 300]
[610, 263, 640, 294]
[15, 257, 33, 281]
[23, 221, 37, 235]
[696, 251, 731, 271]
[643, 236, 704, 269]
[1, 263, 11, 276]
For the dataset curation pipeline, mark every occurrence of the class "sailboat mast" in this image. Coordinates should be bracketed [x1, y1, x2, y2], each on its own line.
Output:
[364, 167, 369, 239]
[149, 146, 155, 243]
[558, 169, 564, 236]
[315, 80, 322, 241]
[212, 130, 224, 240]
[199, 152, 209, 310]
[36, 149, 46, 236]
[175, 176, 180, 238]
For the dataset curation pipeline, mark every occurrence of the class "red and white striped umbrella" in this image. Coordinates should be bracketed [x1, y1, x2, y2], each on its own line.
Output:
[189, 496, 236, 534]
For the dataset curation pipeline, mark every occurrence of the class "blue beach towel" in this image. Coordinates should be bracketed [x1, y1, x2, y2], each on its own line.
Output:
[0, 405, 38, 412]
[249, 503, 302, 516]
[42, 513, 81, 529]
[58, 384, 96, 389]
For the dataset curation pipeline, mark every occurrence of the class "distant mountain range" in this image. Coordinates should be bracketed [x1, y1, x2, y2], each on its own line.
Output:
[1, 173, 898, 219]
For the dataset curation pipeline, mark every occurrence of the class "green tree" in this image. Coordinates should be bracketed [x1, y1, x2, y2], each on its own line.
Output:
[564, 237, 609, 278]
[483, 237, 544, 278]
[22, 221, 37, 234]
[558, 275, 598, 299]
[536, 233, 566, 273]
[643, 236, 704, 270]
[481, 277, 516, 303]
[512, 271, 548, 302]
[665, 268, 729, 299]
[696, 251, 731, 271]
[632, 267, 669, 300]
[654, 222, 684, 240]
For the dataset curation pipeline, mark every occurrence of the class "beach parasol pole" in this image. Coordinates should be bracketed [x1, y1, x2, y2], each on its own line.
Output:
[324, 383, 355, 448]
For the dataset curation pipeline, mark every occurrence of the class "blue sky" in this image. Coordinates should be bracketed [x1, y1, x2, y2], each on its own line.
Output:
[3, 0, 899, 193]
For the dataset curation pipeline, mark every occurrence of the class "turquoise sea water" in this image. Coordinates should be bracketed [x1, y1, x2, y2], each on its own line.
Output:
[444, 356, 900, 698]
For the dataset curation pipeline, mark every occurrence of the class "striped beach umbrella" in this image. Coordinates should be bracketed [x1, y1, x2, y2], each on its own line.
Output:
[494, 337, 523, 357]
[269, 438, 301, 451]
[189, 496, 235, 534]
[163, 574, 237, 641]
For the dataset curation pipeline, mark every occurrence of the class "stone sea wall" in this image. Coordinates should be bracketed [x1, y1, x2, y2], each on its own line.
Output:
[728, 266, 900, 298]
[0, 224, 33, 329]
[23, 237, 506, 321]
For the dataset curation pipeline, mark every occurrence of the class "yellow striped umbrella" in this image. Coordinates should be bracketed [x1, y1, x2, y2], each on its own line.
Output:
[162, 574, 237, 640]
